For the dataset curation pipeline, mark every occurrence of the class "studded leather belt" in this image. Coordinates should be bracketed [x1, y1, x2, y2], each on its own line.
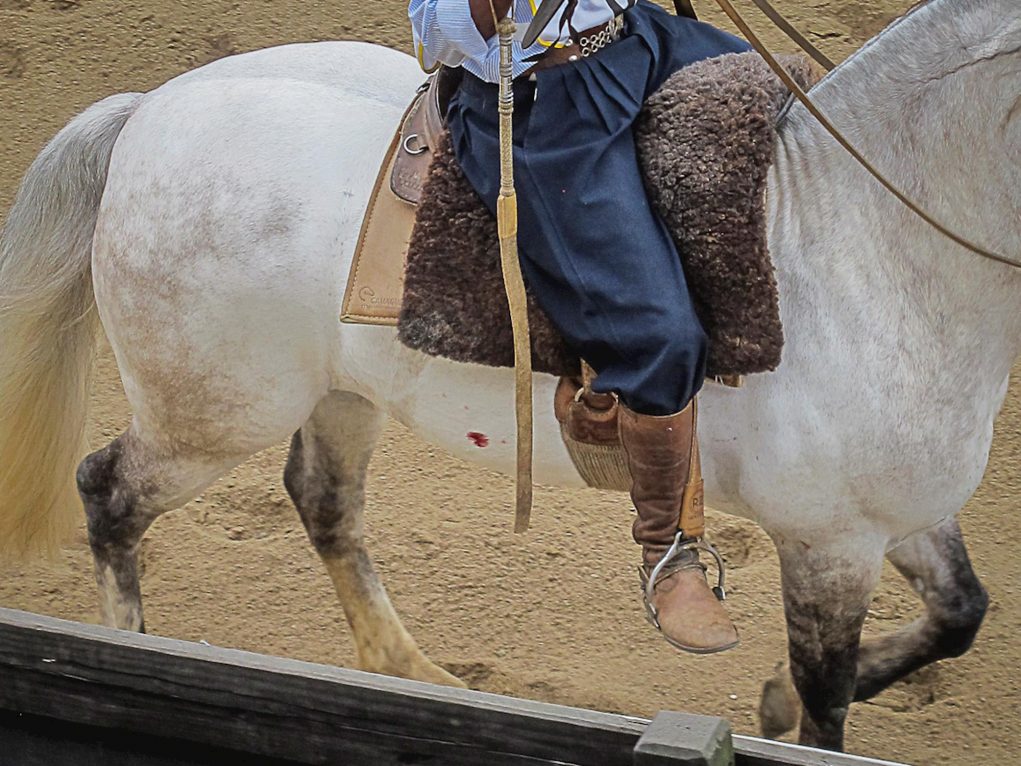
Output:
[525, 15, 626, 74]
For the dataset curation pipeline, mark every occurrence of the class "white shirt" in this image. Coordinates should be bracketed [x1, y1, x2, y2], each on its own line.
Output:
[408, 0, 638, 82]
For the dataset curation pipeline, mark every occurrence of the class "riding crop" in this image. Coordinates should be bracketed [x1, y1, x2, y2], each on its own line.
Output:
[491, 1, 534, 533]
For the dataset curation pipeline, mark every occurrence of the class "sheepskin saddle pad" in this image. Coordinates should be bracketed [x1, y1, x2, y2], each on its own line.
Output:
[397, 52, 820, 378]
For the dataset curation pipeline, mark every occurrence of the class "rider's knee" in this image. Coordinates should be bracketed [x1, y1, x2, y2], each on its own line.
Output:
[652, 320, 708, 378]
[646, 313, 707, 360]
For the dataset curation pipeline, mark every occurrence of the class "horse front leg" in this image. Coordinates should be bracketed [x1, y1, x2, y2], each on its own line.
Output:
[760, 518, 988, 739]
[776, 536, 886, 751]
[854, 518, 988, 700]
[284, 390, 465, 688]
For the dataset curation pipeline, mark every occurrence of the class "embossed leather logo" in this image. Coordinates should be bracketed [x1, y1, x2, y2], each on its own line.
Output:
[358, 286, 402, 311]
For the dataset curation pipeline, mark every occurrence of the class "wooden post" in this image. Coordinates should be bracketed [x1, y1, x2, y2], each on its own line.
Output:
[634, 711, 734, 766]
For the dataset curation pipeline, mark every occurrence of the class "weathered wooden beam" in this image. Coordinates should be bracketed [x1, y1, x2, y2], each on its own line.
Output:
[633, 711, 734, 766]
[0, 609, 908, 766]
[732, 736, 908, 766]
[0, 710, 296, 766]
[0, 608, 644, 766]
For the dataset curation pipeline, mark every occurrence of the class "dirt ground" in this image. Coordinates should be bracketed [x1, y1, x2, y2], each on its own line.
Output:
[1, 2, 1018, 764]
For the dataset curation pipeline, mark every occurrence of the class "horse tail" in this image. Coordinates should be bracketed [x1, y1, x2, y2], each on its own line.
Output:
[0, 92, 142, 559]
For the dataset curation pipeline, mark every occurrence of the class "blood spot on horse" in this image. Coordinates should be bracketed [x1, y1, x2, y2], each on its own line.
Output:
[466, 432, 489, 448]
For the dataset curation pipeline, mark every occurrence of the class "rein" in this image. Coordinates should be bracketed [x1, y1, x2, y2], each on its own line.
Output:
[716, 0, 1021, 271]
[745, 0, 835, 71]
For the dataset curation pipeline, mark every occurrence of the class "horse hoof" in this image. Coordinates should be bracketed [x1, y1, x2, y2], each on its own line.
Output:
[414, 660, 468, 689]
[759, 662, 800, 739]
[359, 658, 467, 688]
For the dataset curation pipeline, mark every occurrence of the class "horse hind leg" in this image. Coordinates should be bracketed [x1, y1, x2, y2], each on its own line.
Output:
[283, 390, 464, 687]
[77, 428, 239, 632]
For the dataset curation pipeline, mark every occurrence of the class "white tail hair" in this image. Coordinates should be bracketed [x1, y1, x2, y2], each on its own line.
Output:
[0, 92, 142, 559]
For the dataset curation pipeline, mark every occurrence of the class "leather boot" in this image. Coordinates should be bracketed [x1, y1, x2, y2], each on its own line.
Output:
[619, 400, 739, 654]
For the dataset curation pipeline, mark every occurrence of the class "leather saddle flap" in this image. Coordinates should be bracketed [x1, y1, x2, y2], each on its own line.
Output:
[341, 68, 458, 324]
[391, 69, 454, 203]
[340, 127, 415, 325]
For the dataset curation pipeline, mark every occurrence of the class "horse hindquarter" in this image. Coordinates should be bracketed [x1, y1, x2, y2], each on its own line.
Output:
[83, 43, 424, 629]
[92, 45, 421, 461]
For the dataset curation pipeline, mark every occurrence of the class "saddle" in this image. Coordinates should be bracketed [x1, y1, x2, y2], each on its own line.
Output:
[341, 52, 820, 489]
[391, 66, 463, 205]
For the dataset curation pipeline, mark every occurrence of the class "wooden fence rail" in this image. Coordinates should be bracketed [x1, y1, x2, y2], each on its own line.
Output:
[0, 609, 906, 766]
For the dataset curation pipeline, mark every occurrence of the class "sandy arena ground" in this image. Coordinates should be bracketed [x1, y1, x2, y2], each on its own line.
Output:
[1, 2, 1018, 764]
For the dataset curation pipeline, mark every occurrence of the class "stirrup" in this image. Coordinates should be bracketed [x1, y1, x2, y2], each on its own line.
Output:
[639, 532, 727, 630]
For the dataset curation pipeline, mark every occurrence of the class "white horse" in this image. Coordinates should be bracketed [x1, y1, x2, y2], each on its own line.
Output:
[0, 0, 1017, 751]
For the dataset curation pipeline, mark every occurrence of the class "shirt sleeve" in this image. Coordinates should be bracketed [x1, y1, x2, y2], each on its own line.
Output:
[408, 1, 493, 72]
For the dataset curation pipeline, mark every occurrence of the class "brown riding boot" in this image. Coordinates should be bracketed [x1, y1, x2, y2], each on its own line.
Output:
[619, 400, 739, 654]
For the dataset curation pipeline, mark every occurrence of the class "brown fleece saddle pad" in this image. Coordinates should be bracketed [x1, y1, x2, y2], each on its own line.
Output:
[346, 52, 820, 378]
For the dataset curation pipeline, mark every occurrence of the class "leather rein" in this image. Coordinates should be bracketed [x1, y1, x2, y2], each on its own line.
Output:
[717, 0, 1021, 271]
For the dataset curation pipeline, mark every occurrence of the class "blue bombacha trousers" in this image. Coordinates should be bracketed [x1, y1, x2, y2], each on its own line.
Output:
[447, 1, 750, 415]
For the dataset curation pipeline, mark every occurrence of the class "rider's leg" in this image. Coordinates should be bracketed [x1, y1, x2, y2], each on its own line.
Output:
[636, 0, 752, 89]
[613, 0, 750, 655]
[619, 398, 739, 653]
[447, 11, 745, 653]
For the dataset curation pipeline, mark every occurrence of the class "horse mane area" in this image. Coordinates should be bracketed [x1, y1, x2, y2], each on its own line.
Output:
[0, 1, 1017, 765]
